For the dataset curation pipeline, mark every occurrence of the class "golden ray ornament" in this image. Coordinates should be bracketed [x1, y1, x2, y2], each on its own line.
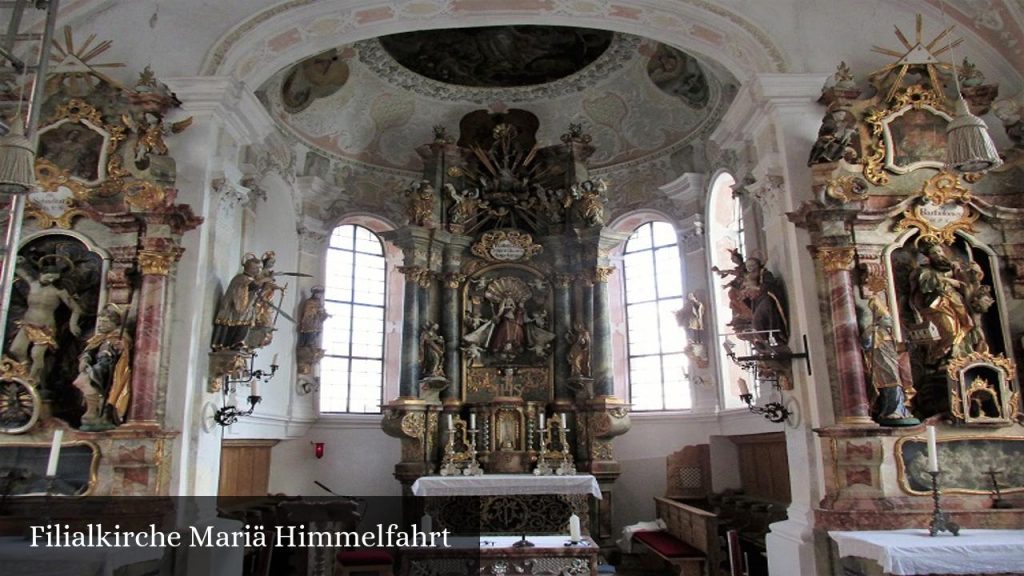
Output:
[46, 26, 125, 95]
[870, 14, 958, 103]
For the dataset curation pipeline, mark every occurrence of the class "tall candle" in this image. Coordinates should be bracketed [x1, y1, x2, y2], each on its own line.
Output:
[560, 413, 567, 426]
[446, 414, 453, 428]
[926, 426, 939, 472]
[271, 353, 279, 366]
[250, 379, 260, 397]
[46, 429, 63, 477]
[469, 413, 476, 429]
[737, 378, 750, 396]
[539, 412, 545, 429]
[568, 513, 581, 541]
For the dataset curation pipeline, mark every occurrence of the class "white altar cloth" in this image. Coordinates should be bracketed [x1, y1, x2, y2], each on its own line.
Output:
[411, 474, 602, 499]
[829, 529, 1024, 575]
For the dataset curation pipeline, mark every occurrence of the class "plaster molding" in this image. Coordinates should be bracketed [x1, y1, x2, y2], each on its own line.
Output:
[711, 73, 829, 152]
[659, 173, 706, 204]
[163, 76, 276, 146]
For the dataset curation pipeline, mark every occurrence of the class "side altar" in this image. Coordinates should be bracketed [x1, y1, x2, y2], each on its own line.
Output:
[380, 117, 631, 544]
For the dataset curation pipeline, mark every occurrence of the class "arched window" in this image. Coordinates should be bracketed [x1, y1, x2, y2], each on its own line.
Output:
[320, 224, 387, 413]
[623, 220, 690, 411]
[708, 173, 747, 409]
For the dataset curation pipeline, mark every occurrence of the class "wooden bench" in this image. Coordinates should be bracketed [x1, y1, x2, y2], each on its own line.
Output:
[632, 496, 718, 576]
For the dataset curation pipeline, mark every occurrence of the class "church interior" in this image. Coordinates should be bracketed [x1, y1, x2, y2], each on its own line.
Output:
[0, 1, 1022, 575]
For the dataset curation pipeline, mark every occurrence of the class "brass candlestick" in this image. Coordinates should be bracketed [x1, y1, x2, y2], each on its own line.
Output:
[927, 470, 960, 536]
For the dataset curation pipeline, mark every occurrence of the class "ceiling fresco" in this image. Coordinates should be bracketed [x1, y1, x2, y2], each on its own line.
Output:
[259, 30, 736, 177]
[378, 26, 614, 88]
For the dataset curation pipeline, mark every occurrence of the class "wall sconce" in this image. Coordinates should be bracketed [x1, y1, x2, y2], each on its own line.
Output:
[738, 380, 791, 423]
[725, 331, 808, 424]
[312, 442, 325, 459]
[213, 353, 277, 427]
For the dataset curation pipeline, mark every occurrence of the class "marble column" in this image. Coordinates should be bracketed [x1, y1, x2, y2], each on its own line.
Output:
[591, 267, 616, 396]
[440, 236, 471, 400]
[552, 273, 574, 399]
[398, 266, 426, 398]
[127, 245, 182, 426]
[816, 246, 873, 425]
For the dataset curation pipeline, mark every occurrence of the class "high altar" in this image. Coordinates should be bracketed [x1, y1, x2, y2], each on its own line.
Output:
[378, 117, 631, 540]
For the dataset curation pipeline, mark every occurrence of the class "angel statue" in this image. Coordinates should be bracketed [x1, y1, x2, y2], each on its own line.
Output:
[447, 184, 485, 233]
[406, 180, 436, 228]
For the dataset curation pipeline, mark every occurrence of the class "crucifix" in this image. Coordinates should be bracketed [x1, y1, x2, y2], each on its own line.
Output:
[985, 467, 1013, 509]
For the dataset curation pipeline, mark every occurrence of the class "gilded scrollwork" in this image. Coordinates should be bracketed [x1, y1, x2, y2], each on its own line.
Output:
[591, 266, 615, 283]
[921, 171, 972, 205]
[864, 86, 950, 185]
[137, 249, 179, 276]
[397, 265, 434, 288]
[470, 229, 544, 263]
[443, 272, 467, 289]
[824, 175, 869, 203]
[945, 352, 1016, 383]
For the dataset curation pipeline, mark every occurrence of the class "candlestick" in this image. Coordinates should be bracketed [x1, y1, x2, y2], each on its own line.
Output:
[926, 426, 939, 473]
[568, 513, 581, 542]
[46, 429, 63, 477]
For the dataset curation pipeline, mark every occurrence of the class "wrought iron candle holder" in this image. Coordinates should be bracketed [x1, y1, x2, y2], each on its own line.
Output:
[927, 470, 960, 536]
[213, 355, 275, 427]
[739, 392, 791, 423]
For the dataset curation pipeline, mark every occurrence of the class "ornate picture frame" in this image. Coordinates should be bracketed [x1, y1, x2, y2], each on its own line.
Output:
[37, 115, 111, 187]
[865, 86, 952, 184]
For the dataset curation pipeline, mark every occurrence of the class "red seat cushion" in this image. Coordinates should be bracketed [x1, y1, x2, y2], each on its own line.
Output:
[336, 550, 394, 565]
[633, 530, 703, 559]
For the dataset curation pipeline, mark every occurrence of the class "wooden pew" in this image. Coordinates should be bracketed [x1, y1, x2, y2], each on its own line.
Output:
[633, 496, 719, 576]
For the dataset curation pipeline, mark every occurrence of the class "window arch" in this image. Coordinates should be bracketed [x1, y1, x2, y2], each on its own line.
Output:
[623, 220, 690, 411]
[320, 224, 388, 413]
[707, 172, 747, 409]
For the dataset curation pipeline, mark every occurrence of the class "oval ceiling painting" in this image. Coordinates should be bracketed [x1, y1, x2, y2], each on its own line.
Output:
[378, 26, 614, 87]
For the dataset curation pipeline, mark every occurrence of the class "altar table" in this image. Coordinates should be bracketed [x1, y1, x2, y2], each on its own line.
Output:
[411, 473, 602, 499]
[829, 529, 1024, 575]
[400, 535, 599, 576]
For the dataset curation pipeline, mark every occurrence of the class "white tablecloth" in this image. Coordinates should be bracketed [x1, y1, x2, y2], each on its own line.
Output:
[411, 474, 602, 499]
[829, 529, 1024, 575]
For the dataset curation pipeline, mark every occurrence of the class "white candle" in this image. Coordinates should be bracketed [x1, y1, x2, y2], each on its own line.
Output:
[447, 414, 453, 428]
[250, 379, 260, 397]
[421, 513, 432, 533]
[560, 413, 567, 426]
[569, 513, 581, 541]
[737, 378, 750, 396]
[926, 426, 939, 473]
[539, 412, 545, 429]
[271, 353, 278, 366]
[470, 413, 476, 429]
[46, 429, 63, 477]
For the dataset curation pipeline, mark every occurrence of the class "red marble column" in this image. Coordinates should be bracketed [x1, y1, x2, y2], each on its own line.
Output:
[125, 246, 181, 427]
[816, 247, 874, 425]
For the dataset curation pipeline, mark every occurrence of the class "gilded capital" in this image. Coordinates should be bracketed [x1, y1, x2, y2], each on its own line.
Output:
[443, 272, 467, 290]
[553, 273, 575, 289]
[592, 266, 616, 283]
[137, 249, 179, 276]
[816, 246, 856, 273]
[398, 265, 434, 288]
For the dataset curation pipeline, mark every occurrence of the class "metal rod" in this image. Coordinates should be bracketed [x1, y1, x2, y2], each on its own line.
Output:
[0, 0, 59, 345]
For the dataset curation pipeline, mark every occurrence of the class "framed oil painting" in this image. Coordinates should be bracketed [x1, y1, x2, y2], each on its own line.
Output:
[881, 104, 951, 174]
[37, 117, 110, 186]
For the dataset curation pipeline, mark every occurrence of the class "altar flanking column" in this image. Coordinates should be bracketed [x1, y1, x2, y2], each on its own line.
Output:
[441, 235, 471, 401]
[815, 245, 873, 425]
[591, 266, 615, 396]
[398, 267, 423, 398]
[128, 244, 183, 425]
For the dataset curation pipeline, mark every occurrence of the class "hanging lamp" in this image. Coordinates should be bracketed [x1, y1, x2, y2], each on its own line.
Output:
[0, 118, 35, 194]
[940, 4, 1002, 173]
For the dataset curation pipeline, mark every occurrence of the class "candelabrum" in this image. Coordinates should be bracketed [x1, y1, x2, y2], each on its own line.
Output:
[439, 420, 483, 476]
[739, 392, 791, 423]
[534, 416, 575, 475]
[927, 470, 960, 536]
[214, 355, 275, 427]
